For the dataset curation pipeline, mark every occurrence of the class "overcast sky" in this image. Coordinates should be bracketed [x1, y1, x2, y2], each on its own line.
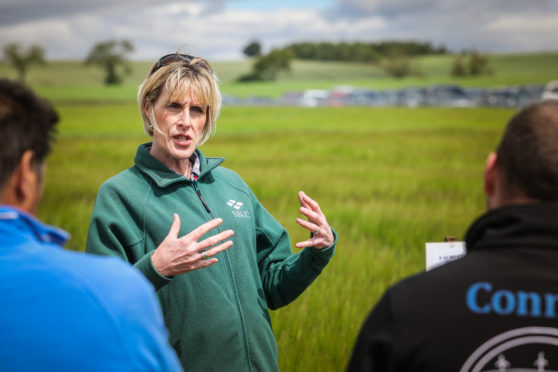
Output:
[1, 0, 557, 61]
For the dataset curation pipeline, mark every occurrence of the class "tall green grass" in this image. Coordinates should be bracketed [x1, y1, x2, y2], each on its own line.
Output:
[39, 104, 515, 371]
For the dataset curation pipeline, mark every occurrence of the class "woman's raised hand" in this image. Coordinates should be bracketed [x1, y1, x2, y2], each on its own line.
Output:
[295, 191, 334, 250]
[151, 214, 234, 277]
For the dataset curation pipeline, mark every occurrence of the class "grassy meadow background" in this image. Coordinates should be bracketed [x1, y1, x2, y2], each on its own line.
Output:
[2, 52, 557, 371]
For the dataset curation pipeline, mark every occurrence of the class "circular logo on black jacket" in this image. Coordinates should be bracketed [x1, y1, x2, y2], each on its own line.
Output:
[460, 327, 558, 371]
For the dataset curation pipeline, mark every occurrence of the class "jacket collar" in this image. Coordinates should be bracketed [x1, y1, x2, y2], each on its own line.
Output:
[465, 203, 558, 252]
[133, 142, 225, 188]
[0, 205, 69, 246]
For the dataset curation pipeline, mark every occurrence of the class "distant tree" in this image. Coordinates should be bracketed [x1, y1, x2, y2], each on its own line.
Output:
[450, 50, 492, 78]
[253, 48, 293, 80]
[381, 49, 416, 78]
[451, 53, 467, 77]
[468, 50, 492, 76]
[3, 43, 46, 82]
[85, 40, 134, 85]
[238, 48, 294, 82]
[243, 41, 262, 58]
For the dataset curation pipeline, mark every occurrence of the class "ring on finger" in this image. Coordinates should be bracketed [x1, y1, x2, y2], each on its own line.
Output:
[313, 226, 320, 236]
[200, 251, 209, 260]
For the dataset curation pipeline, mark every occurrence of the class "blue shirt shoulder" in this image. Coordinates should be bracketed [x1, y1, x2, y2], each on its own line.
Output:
[0, 206, 181, 372]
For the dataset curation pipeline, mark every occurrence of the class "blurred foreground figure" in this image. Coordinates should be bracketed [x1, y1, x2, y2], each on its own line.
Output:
[348, 101, 558, 371]
[0, 79, 181, 372]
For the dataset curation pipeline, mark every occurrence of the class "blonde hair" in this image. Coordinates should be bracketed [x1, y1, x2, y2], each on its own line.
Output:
[137, 55, 221, 145]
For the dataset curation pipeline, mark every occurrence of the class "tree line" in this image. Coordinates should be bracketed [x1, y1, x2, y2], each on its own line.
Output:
[2, 39, 490, 85]
[240, 40, 492, 82]
[240, 40, 449, 81]
[284, 40, 447, 63]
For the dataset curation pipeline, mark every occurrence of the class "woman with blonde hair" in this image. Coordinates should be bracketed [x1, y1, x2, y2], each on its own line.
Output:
[86, 53, 337, 371]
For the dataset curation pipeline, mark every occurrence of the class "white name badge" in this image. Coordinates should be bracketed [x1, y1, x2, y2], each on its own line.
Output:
[425, 241, 466, 271]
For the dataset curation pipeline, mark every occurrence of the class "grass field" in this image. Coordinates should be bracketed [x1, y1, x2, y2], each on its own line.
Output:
[37, 102, 516, 371]
[0, 52, 546, 370]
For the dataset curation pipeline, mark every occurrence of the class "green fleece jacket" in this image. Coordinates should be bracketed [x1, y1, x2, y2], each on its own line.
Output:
[86, 143, 336, 371]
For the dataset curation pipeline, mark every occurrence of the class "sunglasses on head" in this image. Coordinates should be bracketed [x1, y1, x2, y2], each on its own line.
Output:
[150, 53, 194, 74]
[150, 53, 215, 75]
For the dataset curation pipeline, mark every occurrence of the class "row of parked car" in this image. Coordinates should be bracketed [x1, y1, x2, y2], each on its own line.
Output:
[223, 80, 558, 108]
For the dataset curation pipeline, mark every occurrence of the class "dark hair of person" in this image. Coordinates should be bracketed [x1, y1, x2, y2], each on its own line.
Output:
[497, 100, 558, 202]
[0, 79, 58, 187]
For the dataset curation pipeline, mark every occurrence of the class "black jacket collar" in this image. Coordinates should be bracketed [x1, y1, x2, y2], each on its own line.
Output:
[465, 203, 558, 251]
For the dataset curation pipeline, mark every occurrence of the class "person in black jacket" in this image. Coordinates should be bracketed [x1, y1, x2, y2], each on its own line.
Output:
[347, 100, 558, 372]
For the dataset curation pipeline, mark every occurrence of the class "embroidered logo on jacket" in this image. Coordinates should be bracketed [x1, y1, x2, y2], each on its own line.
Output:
[227, 200, 243, 209]
[226, 200, 250, 218]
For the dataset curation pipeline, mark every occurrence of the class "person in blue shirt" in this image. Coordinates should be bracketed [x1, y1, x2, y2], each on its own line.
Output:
[0, 78, 182, 372]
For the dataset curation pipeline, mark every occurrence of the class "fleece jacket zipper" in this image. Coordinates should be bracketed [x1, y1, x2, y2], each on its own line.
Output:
[192, 180, 253, 372]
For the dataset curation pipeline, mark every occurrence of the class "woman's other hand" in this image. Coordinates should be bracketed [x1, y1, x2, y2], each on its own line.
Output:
[295, 191, 334, 250]
[151, 214, 234, 277]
